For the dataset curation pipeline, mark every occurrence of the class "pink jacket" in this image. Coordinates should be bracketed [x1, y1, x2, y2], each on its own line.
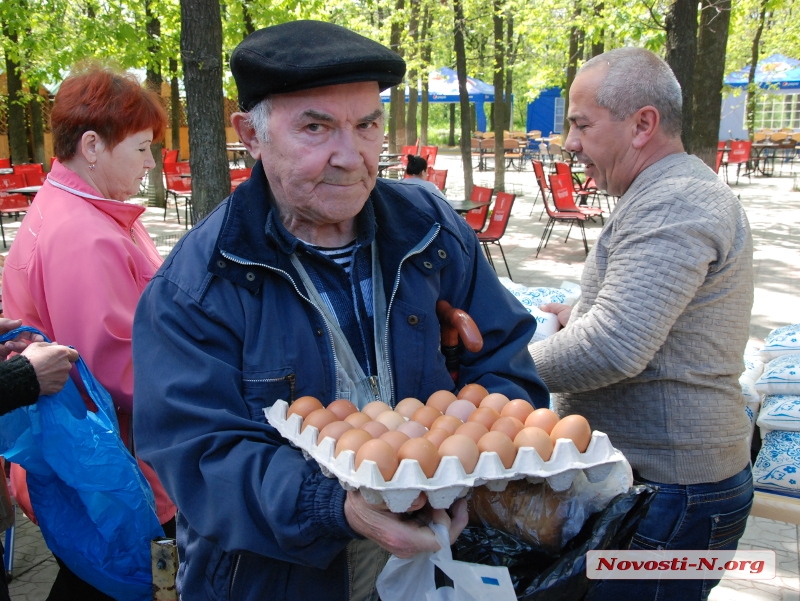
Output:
[3, 160, 176, 524]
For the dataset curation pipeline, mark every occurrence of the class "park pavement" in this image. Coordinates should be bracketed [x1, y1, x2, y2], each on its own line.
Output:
[1, 149, 798, 599]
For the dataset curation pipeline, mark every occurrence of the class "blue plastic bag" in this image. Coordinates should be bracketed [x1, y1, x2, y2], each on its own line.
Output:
[0, 326, 163, 601]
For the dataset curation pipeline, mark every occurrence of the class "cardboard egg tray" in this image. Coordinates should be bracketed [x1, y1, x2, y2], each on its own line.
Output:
[265, 400, 629, 512]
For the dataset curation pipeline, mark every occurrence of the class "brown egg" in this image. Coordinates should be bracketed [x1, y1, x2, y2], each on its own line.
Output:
[361, 420, 390, 438]
[302, 408, 338, 433]
[438, 434, 480, 473]
[491, 416, 525, 441]
[445, 399, 478, 422]
[467, 406, 501, 429]
[426, 390, 458, 413]
[454, 421, 489, 444]
[335, 428, 373, 457]
[375, 410, 406, 431]
[431, 414, 464, 435]
[327, 399, 358, 420]
[396, 420, 428, 439]
[395, 397, 424, 419]
[380, 430, 411, 453]
[477, 431, 517, 469]
[423, 428, 451, 450]
[550, 414, 592, 452]
[344, 412, 372, 428]
[398, 437, 441, 478]
[317, 420, 353, 445]
[362, 401, 392, 419]
[412, 405, 443, 429]
[500, 399, 535, 423]
[457, 383, 489, 407]
[287, 396, 324, 420]
[525, 408, 561, 434]
[513, 426, 554, 460]
[479, 392, 510, 413]
[355, 439, 399, 481]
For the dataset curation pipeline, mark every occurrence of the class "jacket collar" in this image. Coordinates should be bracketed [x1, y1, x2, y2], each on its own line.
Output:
[46, 160, 145, 230]
[213, 161, 440, 275]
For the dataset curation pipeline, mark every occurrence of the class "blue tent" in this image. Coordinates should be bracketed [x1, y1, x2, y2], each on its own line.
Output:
[724, 54, 800, 90]
[381, 67, 495, 131]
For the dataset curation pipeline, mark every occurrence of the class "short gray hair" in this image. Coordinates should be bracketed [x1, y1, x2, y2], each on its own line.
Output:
[580, 47, 683, 138]
[245, 96, 273, 143]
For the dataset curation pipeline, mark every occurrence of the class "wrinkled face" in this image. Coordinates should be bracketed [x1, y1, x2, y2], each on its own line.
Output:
[95, 129, 155, 201]
[258, 82, 384, 227]
[564, 68, 637, 197]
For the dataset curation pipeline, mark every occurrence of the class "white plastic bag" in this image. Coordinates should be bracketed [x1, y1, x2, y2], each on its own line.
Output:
[376, 523, 516, 601]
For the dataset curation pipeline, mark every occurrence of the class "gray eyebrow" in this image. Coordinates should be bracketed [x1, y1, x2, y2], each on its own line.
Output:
[299, 108, 384, 124]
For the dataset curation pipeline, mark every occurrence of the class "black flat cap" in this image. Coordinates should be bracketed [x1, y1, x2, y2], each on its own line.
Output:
[231, 20, 406, 111]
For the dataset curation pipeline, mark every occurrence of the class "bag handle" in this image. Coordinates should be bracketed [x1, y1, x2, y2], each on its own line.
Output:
[0, 325, 52, 344]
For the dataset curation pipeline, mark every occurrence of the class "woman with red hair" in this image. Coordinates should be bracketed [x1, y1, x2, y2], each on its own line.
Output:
[2, 63, 176, 600]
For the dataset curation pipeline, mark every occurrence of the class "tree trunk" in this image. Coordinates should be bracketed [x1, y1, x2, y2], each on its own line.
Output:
[3, 27, 30, 166]
[406, 0, 420, 147]
[493, 0, 506, 191]
[691, 0, 731, 168]
[420, 6, 432, 146]
[504, 16, 514, 131]
[746, 0, 768, 138]
[665, 0, 698, 151]
[29, 95, 45, 166]
[242, 0, 256, 37]
[591, 3, 605, 57]
[563, 2, 584, 138]
[453, 0, 474, 199]
[169, 58, 181, 153]
[146, 5, 166, 207]
[180, 0, 231, 220]
[449, 104, 456, 146]
[390, 0, 406, 149]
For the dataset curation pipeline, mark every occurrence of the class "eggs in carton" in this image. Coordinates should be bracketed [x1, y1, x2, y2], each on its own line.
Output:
[265, 399, 629, 513]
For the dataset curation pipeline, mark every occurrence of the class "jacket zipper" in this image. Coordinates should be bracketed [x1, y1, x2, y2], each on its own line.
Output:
[130, 227, 138, 246]
[383, 224, 441, 406]
[220, 252, 340, 393]
[229, 554, 241, 598]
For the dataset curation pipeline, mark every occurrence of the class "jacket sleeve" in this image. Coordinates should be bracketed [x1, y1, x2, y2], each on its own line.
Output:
[132, 274, 355, 569]
[0, 356, 39, 415]
[530, 196, 720, 394]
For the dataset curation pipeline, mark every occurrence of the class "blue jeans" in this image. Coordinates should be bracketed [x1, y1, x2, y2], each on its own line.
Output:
[586, 465, 753, 601]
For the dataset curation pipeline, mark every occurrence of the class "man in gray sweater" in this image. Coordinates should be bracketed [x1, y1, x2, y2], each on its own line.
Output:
[532, 48, 754, 600]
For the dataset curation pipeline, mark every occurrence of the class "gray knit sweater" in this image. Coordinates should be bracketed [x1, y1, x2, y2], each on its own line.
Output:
[531, 152, 754, 485]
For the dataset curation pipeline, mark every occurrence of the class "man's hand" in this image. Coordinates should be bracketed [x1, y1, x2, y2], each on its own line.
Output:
[21, 342, 80, 396]
[344, 491, 468, 558]
[538, 303, 573, 328]
[0, 318, 46, 359]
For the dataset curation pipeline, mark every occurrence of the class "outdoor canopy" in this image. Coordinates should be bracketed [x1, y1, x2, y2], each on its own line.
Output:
[381, 67, 495, 132]
[724, 54, 800, 91]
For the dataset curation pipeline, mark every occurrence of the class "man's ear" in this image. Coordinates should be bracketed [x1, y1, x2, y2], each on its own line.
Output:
[231, 112, 262, 160]
[631, 106, 660, 150]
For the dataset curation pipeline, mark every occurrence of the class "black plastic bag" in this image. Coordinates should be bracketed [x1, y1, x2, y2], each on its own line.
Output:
[452, 484, 656, 601]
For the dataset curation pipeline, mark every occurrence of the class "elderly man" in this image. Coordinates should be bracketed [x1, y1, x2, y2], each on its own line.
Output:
[133, 20, 547, 601]
[534, 48, 754, 600]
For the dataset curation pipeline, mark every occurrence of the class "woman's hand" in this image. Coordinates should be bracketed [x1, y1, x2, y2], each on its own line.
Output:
[21, 342, 80, 396]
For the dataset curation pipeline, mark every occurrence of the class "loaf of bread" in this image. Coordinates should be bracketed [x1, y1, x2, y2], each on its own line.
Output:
[467, 479, 572, 552]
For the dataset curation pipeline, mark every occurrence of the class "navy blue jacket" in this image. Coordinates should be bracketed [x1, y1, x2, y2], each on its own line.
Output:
[132, 163, 548, 600]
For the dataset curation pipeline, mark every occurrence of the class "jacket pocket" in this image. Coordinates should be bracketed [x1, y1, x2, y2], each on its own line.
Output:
[242, 368, 296, 422]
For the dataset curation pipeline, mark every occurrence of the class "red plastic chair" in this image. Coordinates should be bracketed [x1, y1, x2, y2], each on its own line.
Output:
[477, 191, 516, 279]
[537, 174, 589, 257]
[464, 185, 493, 233]
[23, 171, 46, 186]
[550, 174, 603, 223]
[12, 163, 44, 178]
[428, 168, 447, 191]
[552, 166, 603, 224]
[163, 149, 179, 164]
[230, 167, 252, 192]
[530, 159, 551, 219]
[0, 158, 10, 169]
[164, 170, 192, 227]
[724, 140, 752, 184]
[420, 145, 438, 167]
[0, 173, 31, 247]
